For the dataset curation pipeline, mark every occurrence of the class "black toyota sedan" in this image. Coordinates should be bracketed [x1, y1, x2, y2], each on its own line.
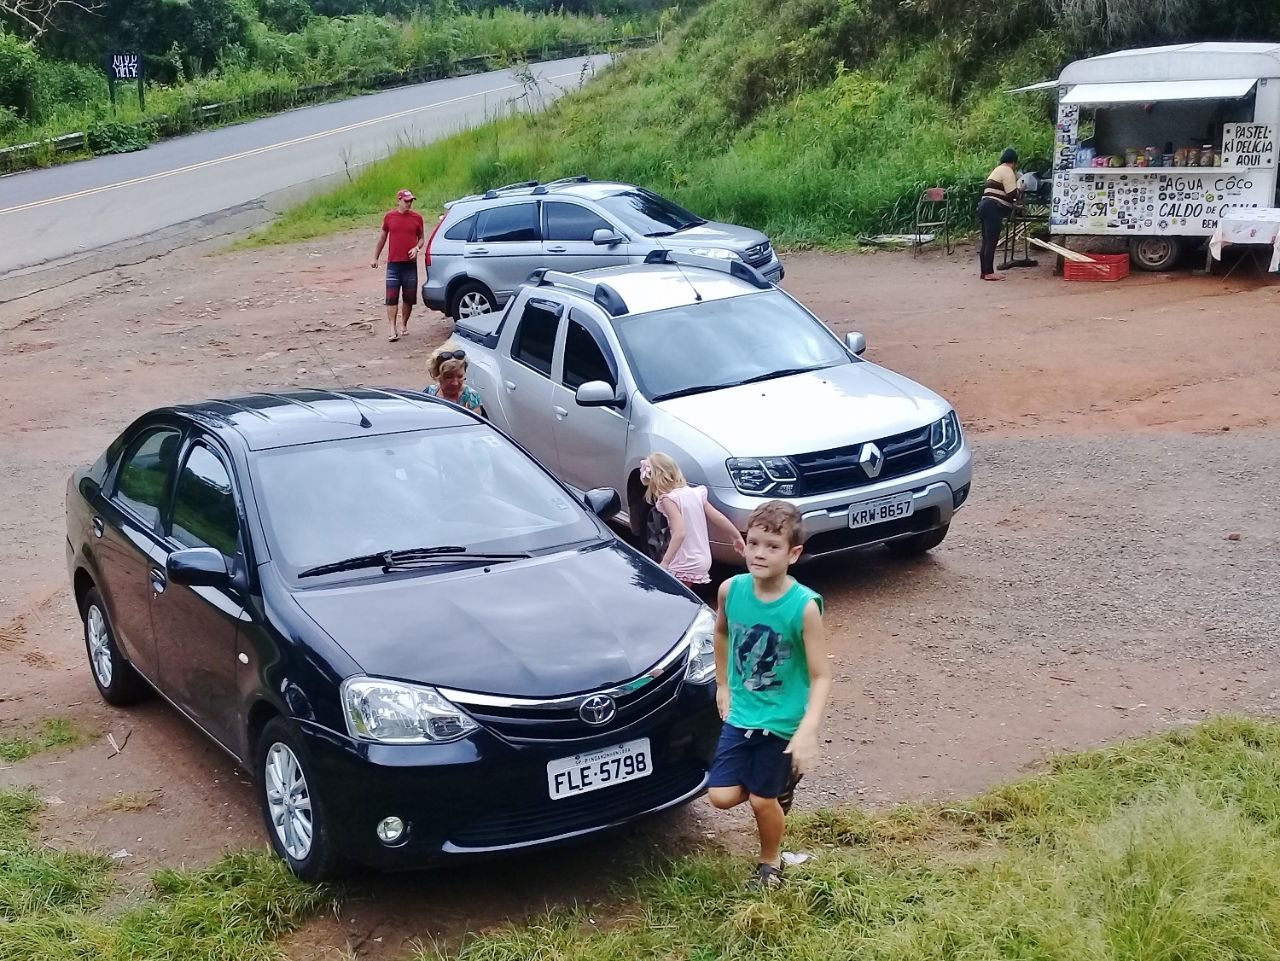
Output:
[66, 389, 719, 880]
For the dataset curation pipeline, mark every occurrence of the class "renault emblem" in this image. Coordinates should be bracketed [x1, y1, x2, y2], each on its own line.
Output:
[579, 694, 616, 726]
[859, 442, 884, 478]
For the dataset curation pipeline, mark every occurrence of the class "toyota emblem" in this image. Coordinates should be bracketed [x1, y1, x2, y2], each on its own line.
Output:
[578, 694, 616, 726]
[859, 441, 884, 478]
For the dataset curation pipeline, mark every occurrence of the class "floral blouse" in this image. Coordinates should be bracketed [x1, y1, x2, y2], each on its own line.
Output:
[426, 384, 485, 413]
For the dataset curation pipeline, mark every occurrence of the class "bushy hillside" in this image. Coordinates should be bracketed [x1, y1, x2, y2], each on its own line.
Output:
[265, 0, 1280, 246]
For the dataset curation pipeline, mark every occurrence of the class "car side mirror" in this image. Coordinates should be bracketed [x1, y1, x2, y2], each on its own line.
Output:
[167, 547, 230, 588]
[584, 488, 621, 519]
[575, 380, 623, 408]
[845, 331, 867, 356]
[592, 228, 624, 247]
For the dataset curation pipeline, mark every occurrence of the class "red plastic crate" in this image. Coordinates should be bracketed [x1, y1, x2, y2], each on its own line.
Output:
[1064, 253, 1130, 282]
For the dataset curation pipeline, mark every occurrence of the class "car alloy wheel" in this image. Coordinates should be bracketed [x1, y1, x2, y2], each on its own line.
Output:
[86, 604, 113, 689]
[265, 742, 313, 862]
[457, 291, 493, 318]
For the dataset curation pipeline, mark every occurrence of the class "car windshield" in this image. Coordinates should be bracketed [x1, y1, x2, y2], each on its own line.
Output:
[596, 188, 706, 237]
[252, 426, 603, 574]
[613, 290, 851, 401]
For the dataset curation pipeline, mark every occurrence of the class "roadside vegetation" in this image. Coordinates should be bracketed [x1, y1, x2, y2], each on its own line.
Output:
[0, 787, 331, 961]
[422, 716, 1280, 961]
[0, 0, 661, 159]
[0, 718, 86, 762]
[260, 0, 1280, 246]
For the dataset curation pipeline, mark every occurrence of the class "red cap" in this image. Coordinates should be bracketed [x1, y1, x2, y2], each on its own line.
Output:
[396, 189, 415, 201]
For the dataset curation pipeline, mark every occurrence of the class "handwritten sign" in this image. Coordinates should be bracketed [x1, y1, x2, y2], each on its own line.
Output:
[1222, 122, 1277, 169]
[109, 53, 141, 81]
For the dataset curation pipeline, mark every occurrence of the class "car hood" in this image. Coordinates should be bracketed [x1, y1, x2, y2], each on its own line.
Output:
[290, 542, 701, 697]
[660, 221, 769, 252]
[658, 362, 950, 455]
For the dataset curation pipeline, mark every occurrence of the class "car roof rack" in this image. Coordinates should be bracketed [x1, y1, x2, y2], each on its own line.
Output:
[481, 179, 540, 199]
[544, 175, 591, 186]
[642, 249, 772, 289]
[527, 268, 629, 316]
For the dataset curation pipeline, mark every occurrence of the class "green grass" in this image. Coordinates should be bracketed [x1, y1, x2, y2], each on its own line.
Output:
[0, 718, 87, 763]
[418, 717, 1280, 961]
[0, 788, 332, 961]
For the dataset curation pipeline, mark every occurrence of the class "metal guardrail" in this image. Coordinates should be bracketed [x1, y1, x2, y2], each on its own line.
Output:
[0, 36, 654, 169]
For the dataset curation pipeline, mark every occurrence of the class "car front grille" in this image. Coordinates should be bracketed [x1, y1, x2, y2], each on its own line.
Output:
[744, 242, 773, 267]
[791, 425, 934, 496]
[452, 651, 690, 745]
[446, 758, 706, 849]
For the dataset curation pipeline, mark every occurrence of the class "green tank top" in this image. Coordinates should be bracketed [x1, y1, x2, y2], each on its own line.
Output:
[724, 574, 823, 739]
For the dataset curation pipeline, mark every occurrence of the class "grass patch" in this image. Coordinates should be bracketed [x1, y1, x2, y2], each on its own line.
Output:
[419, 717, 1280, 961]
[0, 788, 331, 961]
[0, 718, 87, 763]
[96, 792, 162, 814]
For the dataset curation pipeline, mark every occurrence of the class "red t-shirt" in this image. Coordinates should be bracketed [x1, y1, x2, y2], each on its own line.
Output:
[382, 209, 425, 263]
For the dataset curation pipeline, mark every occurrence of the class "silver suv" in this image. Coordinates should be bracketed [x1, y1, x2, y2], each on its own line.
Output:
[454, 251, 972, 563]
[421, 177, 784, 319]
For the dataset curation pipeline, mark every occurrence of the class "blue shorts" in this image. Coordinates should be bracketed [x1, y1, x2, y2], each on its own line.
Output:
[385, 261, 418, 305]
[707, 723, 793, 799]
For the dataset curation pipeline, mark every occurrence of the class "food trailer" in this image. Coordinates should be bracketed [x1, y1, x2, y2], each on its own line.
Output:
[1047, 43, 1280, 270]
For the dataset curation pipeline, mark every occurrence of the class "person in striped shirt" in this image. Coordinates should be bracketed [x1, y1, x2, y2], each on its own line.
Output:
[977, 148, 1020, 281]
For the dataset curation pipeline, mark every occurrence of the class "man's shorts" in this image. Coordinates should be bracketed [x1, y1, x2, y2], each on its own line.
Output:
[385, 261, 418, 306]
[707, 723, 793, 798]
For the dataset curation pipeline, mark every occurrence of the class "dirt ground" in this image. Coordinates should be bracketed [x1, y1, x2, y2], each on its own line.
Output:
[1, 234, 1278, 958]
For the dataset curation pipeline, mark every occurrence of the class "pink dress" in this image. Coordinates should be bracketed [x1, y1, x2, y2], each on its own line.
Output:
[657, 486, 712, 585]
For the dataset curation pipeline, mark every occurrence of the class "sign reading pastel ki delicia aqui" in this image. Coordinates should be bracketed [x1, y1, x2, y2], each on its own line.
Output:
[1221, 122, 1277, 169]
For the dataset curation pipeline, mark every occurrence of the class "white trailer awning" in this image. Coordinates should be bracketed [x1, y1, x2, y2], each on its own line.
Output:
[1061, 78, 1257, 105]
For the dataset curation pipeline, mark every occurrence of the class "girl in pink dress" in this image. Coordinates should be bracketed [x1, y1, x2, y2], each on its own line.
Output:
[642, 452, 745, 588]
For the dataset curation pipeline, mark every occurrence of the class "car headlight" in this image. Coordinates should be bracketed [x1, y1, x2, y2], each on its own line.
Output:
[341, 677, 479, 743]
[726, 457, 798, 497]
[930, 410, 963, 464]
[682, 606, 717, 684]
[686, 246, 741, 260]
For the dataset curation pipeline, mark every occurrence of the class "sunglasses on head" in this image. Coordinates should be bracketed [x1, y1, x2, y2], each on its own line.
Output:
[436, 349, 466, 364]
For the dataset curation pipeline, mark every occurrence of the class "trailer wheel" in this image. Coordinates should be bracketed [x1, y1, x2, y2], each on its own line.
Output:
[1130, 237, 1181, 272]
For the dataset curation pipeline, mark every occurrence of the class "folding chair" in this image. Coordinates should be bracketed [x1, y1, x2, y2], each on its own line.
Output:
[914, 187, 951, 256]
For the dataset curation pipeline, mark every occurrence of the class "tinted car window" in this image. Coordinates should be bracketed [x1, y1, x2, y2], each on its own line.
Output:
[614, 290, 849, 401]
[443, 214, 474, 241]
[254, 426, 602, 572]
[115, 427, 181, 528]
[512, 301, 560, 376]
[595, 189, 705, 238]
[475, 204, 539, 243]
[563, 319, 616, 390]
[544, 203, 613, 242]
[171, 445, 239, 558]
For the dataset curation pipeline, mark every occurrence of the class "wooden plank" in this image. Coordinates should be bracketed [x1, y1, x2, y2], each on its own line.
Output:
[1029, 238, 1097, 263]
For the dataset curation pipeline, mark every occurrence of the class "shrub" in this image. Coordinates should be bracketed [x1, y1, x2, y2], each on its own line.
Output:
[86, 118, 158, 154]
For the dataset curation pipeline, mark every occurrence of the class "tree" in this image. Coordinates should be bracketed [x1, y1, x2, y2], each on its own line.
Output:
[1, 0, 100, 37]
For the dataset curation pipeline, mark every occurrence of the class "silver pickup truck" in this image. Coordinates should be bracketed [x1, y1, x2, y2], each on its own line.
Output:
[453, 252, 973, 564]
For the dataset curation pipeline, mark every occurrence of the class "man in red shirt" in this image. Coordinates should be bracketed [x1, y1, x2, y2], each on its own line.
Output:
[371, 189, 425, 342]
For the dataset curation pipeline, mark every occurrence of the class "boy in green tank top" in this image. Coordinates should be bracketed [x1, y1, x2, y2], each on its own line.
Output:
[708, 501, 831, 888]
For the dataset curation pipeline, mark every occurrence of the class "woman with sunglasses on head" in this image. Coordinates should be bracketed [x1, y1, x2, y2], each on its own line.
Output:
[425, 340, 486, 416]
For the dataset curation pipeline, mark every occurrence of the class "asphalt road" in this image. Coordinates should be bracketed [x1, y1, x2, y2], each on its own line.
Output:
[0, 56, 604, 277]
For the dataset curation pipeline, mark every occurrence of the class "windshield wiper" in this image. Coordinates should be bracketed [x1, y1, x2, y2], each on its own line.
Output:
[298, 546, 530, 578]
[731, 366, 826, 387]
[652, 384, 730, 402]
[645, 229, 677, 238]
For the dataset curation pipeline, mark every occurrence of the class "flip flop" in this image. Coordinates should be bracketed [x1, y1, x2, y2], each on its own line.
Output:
[982, 274, 1006, 282]
[748, 862, 784, 890]
[388, 334, 400, 342]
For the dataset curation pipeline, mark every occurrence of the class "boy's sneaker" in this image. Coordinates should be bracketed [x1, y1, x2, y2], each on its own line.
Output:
[777, 771, 803, 815]
[749, 862, 784, 890]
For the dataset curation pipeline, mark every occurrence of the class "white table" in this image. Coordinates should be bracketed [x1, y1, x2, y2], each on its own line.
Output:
[1208, 208, 1280, 273]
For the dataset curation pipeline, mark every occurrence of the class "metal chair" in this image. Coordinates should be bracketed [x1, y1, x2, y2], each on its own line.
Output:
[914, 187, 951, 255]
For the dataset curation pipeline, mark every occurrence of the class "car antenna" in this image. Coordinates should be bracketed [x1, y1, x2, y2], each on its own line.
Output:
[287, 315, 372, 428]
[654, 237, 702, 302]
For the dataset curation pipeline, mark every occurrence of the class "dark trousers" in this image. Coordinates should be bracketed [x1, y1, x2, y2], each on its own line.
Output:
[978, 198, 1008, 276]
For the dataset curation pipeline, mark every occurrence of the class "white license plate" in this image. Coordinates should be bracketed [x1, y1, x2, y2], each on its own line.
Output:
[848, 491, 915, 529]
[547, 737, 652, 800]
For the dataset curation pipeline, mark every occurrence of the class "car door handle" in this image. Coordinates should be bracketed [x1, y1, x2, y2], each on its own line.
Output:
[554, 406, 569, 419]
[504, 380, 516, 391]
[546, 246, 567, 253]
[471, 246, 489, 254]
[92, 516, 104, 538]
[149, 566, 167, 595]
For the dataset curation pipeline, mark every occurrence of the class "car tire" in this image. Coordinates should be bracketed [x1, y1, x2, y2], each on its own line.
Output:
[1129, 236, 1182, 272]
[82, 587, 149, 706]
[448, 281, 496, 320]
[642, 503, 670, 563]
[255, 717, 343, 882]
[884, 524, 949, 558]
